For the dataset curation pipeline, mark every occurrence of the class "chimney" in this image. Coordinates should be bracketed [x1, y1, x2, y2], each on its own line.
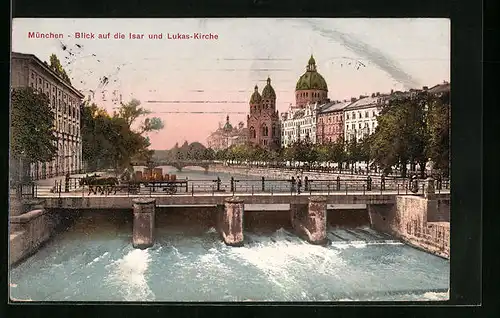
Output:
[351, 97, 356, 102]
[390, 89, 394, 94]
[423, 86, 428, 90]
[376, 92, 380, 96]
[371, 93, 375, 97]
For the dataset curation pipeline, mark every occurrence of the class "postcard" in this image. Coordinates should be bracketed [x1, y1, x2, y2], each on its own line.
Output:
[9, 18, 450, 302]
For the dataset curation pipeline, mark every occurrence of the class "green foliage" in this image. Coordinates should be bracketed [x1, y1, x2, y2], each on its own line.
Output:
[11, 87, 58, 165]
[49, 54, 71, 84]
[81, 98, 162, 171]
[369, 90, 450, 177]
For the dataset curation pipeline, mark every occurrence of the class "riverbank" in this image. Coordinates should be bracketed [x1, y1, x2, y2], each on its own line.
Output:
[209, 164, 382, 180]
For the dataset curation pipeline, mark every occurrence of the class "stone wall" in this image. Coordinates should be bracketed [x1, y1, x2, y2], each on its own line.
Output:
[368, 196, 450, 259]
[9, 208, 55, 266]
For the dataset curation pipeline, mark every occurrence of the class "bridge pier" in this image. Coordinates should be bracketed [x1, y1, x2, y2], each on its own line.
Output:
[291, 196, 328, 245]
[132, 198, 156, 249]
[219, 197, 244, 247]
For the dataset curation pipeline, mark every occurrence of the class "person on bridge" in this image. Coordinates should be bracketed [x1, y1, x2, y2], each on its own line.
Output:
[297, 176, 302, 194]
[291, 176, 296, 193]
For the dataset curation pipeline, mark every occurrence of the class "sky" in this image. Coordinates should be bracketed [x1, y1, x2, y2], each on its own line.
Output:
[12, 18, 450, 150]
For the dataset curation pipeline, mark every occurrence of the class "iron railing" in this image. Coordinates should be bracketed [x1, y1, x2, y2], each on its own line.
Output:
[39, 176, 449, 198]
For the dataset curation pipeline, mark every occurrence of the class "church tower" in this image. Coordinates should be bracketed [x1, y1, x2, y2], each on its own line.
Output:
[247, 77, 281, 149]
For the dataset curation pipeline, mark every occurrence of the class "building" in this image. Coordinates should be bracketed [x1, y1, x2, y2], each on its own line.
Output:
[246, 77, 281, 149]
[344, 94, 386, 143]
[280, 102, 322, 147]
[280, 55, 330, 146]
[295, 55, 329, 108]
[11, 52, 84, 180]
[206, 116, 248, 151]
[316, 100, 352, 144]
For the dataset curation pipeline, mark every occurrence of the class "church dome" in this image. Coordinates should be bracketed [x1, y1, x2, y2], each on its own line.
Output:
[250, 85, 262, 104]
[223, 115, 233, 131]
[261, 77, 276, 99]
[295, 55, 328, 92]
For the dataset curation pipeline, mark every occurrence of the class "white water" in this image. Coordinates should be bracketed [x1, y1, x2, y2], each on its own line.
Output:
[10, 223, 450, 302]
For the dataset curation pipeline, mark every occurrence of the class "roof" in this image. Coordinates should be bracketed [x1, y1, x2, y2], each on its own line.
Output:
[345, 96, 380, 110]
[318, 100, 352, 114]
[11, 52, 84, 98]
[292, 109, 305, 119]
[427, 83, 450, 94]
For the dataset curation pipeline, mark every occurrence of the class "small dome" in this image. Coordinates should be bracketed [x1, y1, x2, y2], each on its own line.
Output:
[250, 85, 262, 104]
[296, 55, 328, 92]
[261, 77, 276, 99]
[223, 115, 233, 131]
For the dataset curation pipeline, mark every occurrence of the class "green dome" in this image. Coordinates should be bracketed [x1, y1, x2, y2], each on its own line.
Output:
[261, 77, 276, 99]
[250, 85, 262, 104]
[295, 55, 328, 92]
[223, 115, 233, 131]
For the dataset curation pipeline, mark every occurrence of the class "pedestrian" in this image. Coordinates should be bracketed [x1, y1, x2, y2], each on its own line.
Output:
[291, 176, 296, 193]
[297, 176, 302, 194]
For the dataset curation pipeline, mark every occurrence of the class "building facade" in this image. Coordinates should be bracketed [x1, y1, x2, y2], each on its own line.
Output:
[206, 116, 248, 151]
[280, 103, 322, 147]
[344, 94, 386, 143]
[316, 100, 351, 144]
[11, 52, 84, 180]
[247, 77, 281, 149]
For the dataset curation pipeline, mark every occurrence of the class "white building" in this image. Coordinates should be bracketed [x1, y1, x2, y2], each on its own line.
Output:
[280, 102, 322, 147]
[344, 94, 387, 142]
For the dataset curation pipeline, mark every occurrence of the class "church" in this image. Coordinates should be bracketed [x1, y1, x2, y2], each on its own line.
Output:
[246, 77, 281, 150]
[280, 55, 330, 146]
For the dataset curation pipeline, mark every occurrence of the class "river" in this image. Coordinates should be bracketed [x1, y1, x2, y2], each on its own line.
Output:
[9, 167, 449, 302]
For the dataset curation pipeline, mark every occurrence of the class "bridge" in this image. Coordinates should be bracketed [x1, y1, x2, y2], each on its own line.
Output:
[11, 177, 450, 261]
[131, 160, 211, 171]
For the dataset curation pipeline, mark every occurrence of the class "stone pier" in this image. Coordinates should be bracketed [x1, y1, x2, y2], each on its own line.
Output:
[132, 198, 156, 249]
[9, 200, 53, 266]
[291, 196, 328, 245]
[219, 197, 244, 247]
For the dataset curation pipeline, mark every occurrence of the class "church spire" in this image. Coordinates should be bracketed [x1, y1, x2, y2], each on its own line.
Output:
[307, 54, 317, 72]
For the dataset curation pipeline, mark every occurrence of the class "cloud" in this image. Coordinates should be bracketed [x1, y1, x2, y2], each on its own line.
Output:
[302, 20, 421, 89]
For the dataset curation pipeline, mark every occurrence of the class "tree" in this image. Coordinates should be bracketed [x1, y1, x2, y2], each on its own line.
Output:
[425, 90, 450, 177]
[369, 92, 431, 177]
[11, 87, 58, 181]
[49, 54, 71, 84]
[117, 98, 164, 133]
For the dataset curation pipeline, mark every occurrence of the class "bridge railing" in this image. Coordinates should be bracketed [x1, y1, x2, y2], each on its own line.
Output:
[37, 176, 449, 197]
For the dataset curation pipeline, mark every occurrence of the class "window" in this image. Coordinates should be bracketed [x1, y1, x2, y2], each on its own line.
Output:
[31, 72, 34, 79]
[250, 126, 256, 138]
[262, 124, 269, 137]
[347, 114, 350, 120]
[365, 111, 369, 118]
